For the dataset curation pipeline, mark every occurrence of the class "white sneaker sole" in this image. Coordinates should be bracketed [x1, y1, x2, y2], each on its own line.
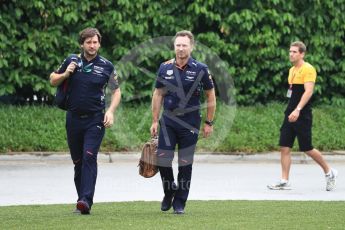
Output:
[267, 185, 292, 190]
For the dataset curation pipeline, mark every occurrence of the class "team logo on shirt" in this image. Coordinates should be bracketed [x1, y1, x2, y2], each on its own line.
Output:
[83, 63, 93, 73]
[186, 71, 196, 76]
[164, 70, 174, 79]
[185, 76, 195, 81]
[185, 70, 197, 81]
[93, 65, 104, 75]
[94, 66, 104, 71]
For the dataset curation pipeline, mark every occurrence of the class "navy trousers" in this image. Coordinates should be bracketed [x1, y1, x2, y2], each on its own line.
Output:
[157, 112, 201, 210]
[66, 112, 105, 207]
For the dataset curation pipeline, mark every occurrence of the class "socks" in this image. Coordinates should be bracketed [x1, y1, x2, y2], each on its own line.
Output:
[325, 169, 332, 177]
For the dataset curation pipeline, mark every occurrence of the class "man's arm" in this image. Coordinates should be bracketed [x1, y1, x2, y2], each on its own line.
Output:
[103, 88, 121, 128]
[203, 88, 216, 138]
[150, 88, 165, 136]
[49, 62, 77, 86]
[288, 82, 314, 122]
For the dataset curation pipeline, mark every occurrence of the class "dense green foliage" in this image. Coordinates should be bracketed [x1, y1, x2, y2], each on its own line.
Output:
[1, 201, 345, 229]
[1, 103, 344, 153]
[0, 0, 344, 105]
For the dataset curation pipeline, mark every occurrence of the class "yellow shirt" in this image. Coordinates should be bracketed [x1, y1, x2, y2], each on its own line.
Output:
[288, 62, 316, 85]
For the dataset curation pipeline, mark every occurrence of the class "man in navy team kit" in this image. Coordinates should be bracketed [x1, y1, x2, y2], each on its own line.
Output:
[50, 28, 121, 214]
[150, 30, 216, 214]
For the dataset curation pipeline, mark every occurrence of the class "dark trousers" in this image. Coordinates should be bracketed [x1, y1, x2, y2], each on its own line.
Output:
[66, 112, 105, 207]
[158, 165, 193, 209]
[157, 113, 201, 209]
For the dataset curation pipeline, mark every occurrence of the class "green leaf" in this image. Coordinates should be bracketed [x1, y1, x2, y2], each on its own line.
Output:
[27, 42, 37, 52]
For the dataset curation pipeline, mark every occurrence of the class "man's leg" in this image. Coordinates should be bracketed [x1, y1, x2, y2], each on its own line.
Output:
[297, 113, 337, 191]
[301, 147, 338, 192]
[268, 115, 294, 190]
[305, 148, 337, 191]
[281, 146, 292, 180]
[157, 119, 177, 211]
[296, 114, 330, 174]
[305, 149, 330, 173]
[173, 122, 200, 213]
[78, 114, 105, 212]
[279, 115, 295, 181]
[66, 112, 84, 201]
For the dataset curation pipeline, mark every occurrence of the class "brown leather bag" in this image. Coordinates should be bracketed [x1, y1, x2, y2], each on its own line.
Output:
[138, 137, 159, 178]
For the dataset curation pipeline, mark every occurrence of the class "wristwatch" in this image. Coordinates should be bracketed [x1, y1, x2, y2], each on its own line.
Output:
[205, 120, 214, 126]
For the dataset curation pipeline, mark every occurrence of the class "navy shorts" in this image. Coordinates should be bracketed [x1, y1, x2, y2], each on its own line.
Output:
[279, 112, 313, 152]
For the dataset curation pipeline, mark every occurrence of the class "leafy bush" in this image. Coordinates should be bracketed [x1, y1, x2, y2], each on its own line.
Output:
[0, 0, 344, 105]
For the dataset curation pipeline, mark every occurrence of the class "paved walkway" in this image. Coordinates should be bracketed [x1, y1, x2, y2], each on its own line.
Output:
[0, 153, 344, 206]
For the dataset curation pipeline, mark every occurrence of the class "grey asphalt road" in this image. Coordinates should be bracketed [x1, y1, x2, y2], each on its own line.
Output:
[0, 153, 344, 206]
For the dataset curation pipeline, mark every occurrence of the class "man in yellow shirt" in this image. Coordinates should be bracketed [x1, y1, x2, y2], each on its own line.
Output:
[267, 41, 337, 191]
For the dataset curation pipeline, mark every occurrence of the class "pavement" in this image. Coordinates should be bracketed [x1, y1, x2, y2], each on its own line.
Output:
[0, 152, 344, 206]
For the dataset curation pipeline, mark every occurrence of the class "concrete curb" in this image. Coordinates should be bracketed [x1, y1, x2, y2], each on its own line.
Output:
[1, 151, 345, 164]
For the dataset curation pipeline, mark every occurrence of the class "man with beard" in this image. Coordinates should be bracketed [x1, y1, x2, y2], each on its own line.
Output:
[50, 28, 121, 214]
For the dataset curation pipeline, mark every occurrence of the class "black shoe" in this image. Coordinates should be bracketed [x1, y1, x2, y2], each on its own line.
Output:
[173, 207, 185, 214]
[161, 193, 175, 211]
[76, 200, 90, 215]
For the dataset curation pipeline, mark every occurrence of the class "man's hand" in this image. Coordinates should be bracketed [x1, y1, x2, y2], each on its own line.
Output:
[203, 124, 213, 138]
[103, 110, 114, 128]
[49, 61, 78, 86]
[150, 121, 159, 137]
[288, 109, 300, 122]
[64, 62, 77, 78]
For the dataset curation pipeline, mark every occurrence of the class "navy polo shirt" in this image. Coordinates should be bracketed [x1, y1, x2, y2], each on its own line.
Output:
[55, 53, 119, 114]
[155, 57, 214, 114]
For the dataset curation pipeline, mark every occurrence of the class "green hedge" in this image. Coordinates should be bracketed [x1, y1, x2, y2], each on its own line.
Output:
[1, 0, 345, 105]
[0, 104, 344, 153]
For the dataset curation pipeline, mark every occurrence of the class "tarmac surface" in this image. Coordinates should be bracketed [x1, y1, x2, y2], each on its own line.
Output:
[0, 152, 344, 206]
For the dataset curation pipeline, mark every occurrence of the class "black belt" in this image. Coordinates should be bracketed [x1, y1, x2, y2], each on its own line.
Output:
[162, 110, 200, 134]
[166, 107, 200, 116]
[69, 111, 104, 119]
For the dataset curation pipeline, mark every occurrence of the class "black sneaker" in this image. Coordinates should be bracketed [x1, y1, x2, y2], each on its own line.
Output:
[161, 192, 175, 211]
[76, 200, 90, 215]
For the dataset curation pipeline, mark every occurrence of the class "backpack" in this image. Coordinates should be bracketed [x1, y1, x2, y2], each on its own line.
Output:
[54, 79, 70, 110]
[53, 54, 80, 110]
